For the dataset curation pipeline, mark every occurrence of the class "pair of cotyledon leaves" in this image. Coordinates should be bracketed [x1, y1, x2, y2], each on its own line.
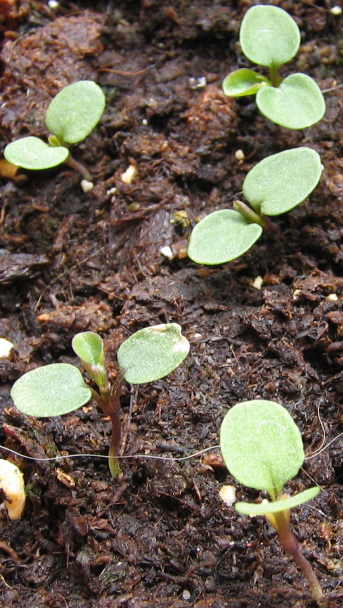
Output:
[4, 81, 105, 170]
[11, 324, 190, 417]
[188, 147, 323, 265]
[222, 5, 326, 129]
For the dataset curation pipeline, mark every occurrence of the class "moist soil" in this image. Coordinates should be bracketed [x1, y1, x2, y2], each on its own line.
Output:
[0, 1, 343, 607]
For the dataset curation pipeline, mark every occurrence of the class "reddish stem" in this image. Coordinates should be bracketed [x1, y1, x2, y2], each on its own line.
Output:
[272, 510, 327, 607]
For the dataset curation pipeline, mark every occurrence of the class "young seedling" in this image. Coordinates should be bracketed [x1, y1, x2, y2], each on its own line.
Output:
[188, 147, 323, 265]
[10, 324, 190, 478]
[220, 399, 326, 608]
[4, 80, 106, 181]
[222, 5, 326, 129]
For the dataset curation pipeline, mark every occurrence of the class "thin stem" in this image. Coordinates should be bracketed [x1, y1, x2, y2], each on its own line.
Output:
[272, 510, 326, 607]
[269, 63, 281, 87]
[108, 409, 122, 478]
[233, 200, 266, 228]
[260, 214, 280, 233]
[90, 376, 125, 479]
[65, 153, 92, 181]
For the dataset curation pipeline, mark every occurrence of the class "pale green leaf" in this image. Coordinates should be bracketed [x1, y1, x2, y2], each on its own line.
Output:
[117, 323, 189, 384]
[11, 363, 92, 417]
[256, 73, 326, 129]
[4, 137, 69, 170]
[45, 81, 106, 144]
[235, 487, 321, 516]
[220, 400, 304, 497]
[72, 332, 104, 366]
[222, 69, 270, 97]
[187, 209, 263, 265]
[243, 147, 323, 216]
[240, 5, 300, 68]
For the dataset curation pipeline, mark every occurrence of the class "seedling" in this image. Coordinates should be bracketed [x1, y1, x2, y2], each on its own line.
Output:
[10, 324, 190, 478]
[222, 5, 326, 129]
[220, 400, 326, 607]
[188, 147, 322, 265]
[4, 80, 106, 180]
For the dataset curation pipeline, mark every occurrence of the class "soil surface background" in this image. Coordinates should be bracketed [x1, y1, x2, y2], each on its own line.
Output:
[1, 1, 343, 607]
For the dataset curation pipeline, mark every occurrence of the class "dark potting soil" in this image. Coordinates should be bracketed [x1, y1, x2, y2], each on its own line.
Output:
[0, 1, 343, 607]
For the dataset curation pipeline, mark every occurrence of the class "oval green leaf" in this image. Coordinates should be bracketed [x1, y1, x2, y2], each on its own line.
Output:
[117, 323, 190, 384]
[45, 81, 106, 144]
[235, 486, 321, 516]
[187, 209, 263, 265]
[220, 400, 305, 497]
[256, 73, 326, 129]
[11, 363, 92, 417]
[240, 5, 300, 68]
[243, 147, 323, 217]
[222, 69, 270, 97]
[72, 332, 104, 366]
[4, 137, 69, 170]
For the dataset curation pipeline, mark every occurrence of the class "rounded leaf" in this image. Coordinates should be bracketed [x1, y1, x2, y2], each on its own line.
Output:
[72, 332, 104, 366]
[45, 81, 106, 144]
[220, 400, 305, 496]
[222, 69, 270, 97]
[187, 209, 263, 265]
[256, 73, 326, 129]
[235, 487, 320, 516]
[240, 5, 300, 68]
[243, 147, 323, 216]
[117, 323, 190, 384]
[4, 137, 69, 170]
[11, 363, 92, 417]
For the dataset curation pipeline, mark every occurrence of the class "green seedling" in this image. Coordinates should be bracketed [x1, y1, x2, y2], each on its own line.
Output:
[4, 80, 105, 180]
[220, 400, 326, 608]
[10, 324, 190, 478]
[188, 147, 322, 265]
[222, 5, 325, 129]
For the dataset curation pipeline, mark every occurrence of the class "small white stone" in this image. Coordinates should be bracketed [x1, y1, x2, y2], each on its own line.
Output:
[192, 333, 202, 341]
[252, 276, 263, 290]
[121, 164, 137, 184]
[327, 293, 338, 301]
[0, 338, 13, 358]
[219, 485, 236, 507]
[330, 6, 342, 16]
[81, 179, 94, 193]
[235, 149, 245, 161]
[160, 245, 174, 260]
[182, 589, 191, 601]
[142, 118, 148, 125]
[189, 76, 207, 90]
[48, 0, 59, 8]
[107, 186, 118, 196]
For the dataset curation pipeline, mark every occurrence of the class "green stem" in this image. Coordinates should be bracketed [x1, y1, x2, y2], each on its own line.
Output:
[269, 63, 280, 87]
[233, 200, 266, 228]
[272, 510, 326, 607]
